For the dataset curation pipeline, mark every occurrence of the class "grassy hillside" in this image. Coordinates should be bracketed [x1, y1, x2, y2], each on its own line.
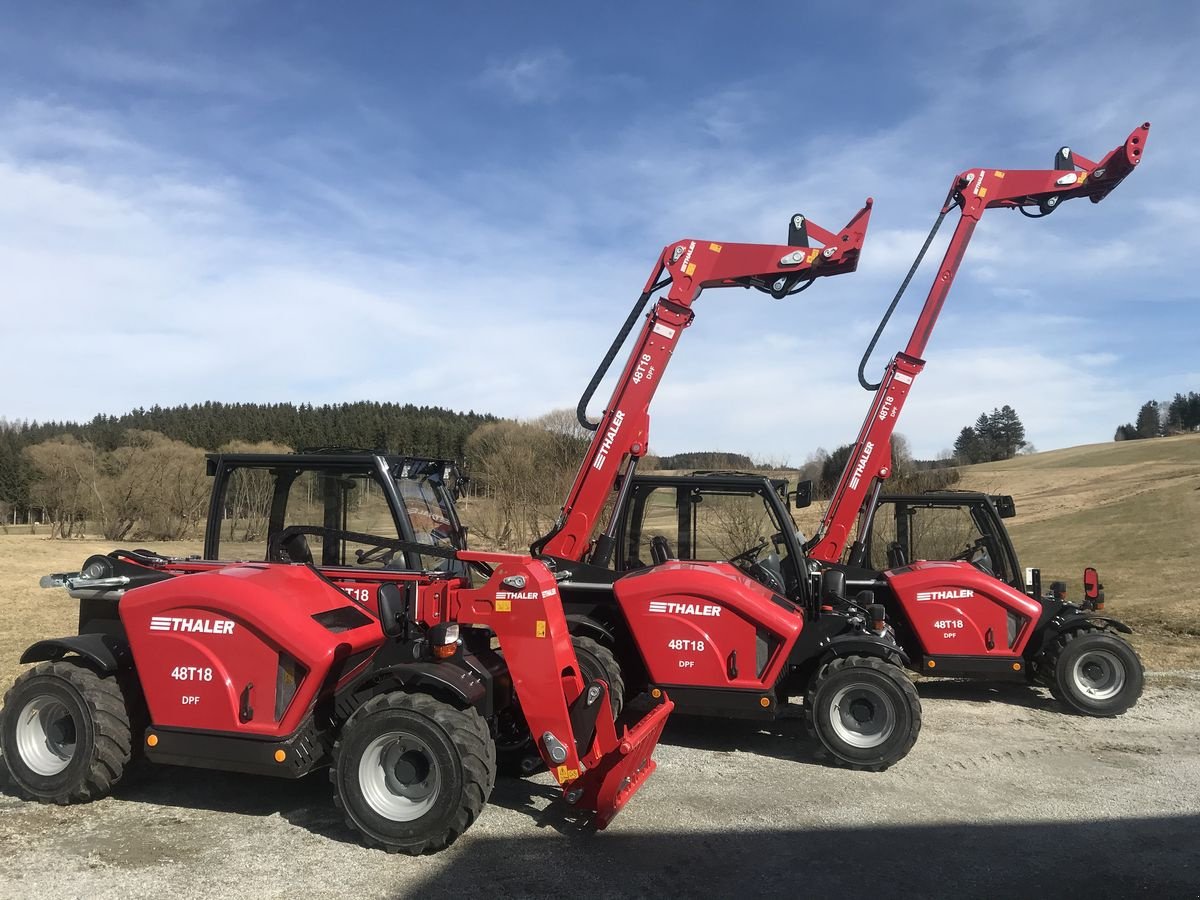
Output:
[956, 432, 1200, 667]
[1, 433, 1196, 681]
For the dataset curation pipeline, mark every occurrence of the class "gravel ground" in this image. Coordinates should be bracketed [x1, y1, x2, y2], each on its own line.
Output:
[2, 677, 1198, 900]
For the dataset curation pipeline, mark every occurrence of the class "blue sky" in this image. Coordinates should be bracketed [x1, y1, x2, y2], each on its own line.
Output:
[0, 1, 1196, 459]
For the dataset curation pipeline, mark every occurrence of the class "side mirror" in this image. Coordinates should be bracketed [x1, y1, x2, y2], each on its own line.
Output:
[820, 569, 846, 603]
[1083, 567, 1101, 601]
[377, 582, 415, 638]
[993, 495, 1016, 519]
[792, 480, 813, 510]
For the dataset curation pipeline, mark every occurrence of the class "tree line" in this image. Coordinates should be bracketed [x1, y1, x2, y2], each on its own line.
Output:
[0, 401, 496, 524]
[1114, 392, 1200, 441]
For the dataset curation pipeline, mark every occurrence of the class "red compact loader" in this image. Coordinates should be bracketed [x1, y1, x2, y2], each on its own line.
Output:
[527, 202, 927, 773]
[803, 123, 1151, 715]
[1, 204, 874, 851]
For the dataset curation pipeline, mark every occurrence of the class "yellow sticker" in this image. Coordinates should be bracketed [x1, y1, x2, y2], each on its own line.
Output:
[684, 262, 696, 276]
[535, 620, 546, 638]
[495, 599, 511, 612]
[978, 187, 988, 198]
[1078, 172, 1088, 185]
[708, 243, 722, 252]
[556, 765, 580, 782]
[807, 248, 820, 263]
[994, 170, 1006, 178]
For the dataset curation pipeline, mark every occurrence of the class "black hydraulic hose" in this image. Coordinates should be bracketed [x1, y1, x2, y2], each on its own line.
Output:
[856, 199, 955, 392]
[576, 285, 661, 431]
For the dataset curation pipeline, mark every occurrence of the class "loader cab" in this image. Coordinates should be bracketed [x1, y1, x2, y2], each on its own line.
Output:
[862, 491, 1023, 591]
[203, 451, 468, 572]
[616, 473, 812, 607]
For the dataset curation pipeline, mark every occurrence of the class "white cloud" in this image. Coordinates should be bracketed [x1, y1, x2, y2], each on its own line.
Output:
[0, 4, 1195, 470]
[479, 50, 571, 104]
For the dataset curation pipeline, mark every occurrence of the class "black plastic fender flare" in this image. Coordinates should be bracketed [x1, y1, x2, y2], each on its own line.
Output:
[335, 661, 490, 721]
[1050, 612, 1133, 638]
[565, 613, 616, 647]
[20, 633, 133, 674]
[819, 634, 910, 668]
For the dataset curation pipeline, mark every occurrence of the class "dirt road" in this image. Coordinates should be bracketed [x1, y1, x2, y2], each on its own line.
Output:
[2, 677, 1198, 899]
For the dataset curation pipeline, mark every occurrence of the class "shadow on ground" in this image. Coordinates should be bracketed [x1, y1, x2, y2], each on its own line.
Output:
[412, 814, 1200, 900]
[914, 677, 1060, 710]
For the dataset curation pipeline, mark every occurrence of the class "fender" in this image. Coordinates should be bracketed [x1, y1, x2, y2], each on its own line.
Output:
[1028, 612, 1133, 659]
[335, 659, 490, 720]
[20, 633, 132, 673]
[820, 634, 910, 668]
[565, 613, 616, 646]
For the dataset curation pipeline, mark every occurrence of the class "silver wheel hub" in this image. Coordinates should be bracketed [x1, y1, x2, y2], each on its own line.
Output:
[829, 683, 896, 749]
[16, 694, 77, 776]
[358, 733, 440, 822]
[1072, 648, 1126, 701]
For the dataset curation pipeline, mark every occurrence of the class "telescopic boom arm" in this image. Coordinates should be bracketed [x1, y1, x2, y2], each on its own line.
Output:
[807, 123, 1150, 566]
[533, 200, 875, 564]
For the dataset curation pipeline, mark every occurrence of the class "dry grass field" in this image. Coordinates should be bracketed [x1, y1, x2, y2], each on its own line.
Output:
[0, 432, 1196, 682]
[955, 432, 1200, 669]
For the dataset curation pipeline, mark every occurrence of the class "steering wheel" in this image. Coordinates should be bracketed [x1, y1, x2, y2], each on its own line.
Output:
[953, 537, 995, 577]
[729, 539, 769, 566]
[744, 558, 785, 593]
[354, 544, 398, 567]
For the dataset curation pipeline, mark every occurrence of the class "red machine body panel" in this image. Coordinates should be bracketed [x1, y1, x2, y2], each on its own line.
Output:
[162, 558, 437, 622]
[613, 561, 802, 689]
[120, 564, 383, 736]
[884, 561, 1042, 657]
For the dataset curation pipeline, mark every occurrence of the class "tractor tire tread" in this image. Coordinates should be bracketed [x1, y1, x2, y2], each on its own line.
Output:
[1, 659, 132, 804]
[1043, 626, 1143, 717]
[806, 654, 921, 772]
[331, 690, 495, 855]
[571, 635, 625, 717]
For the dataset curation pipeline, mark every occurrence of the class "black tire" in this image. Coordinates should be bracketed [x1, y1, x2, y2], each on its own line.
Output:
[1045, 628, 1144, 717]
[331, 691, 496, 854]
[806, 655, 922, 771]
[0, 660, 132, 803]
[496, 635, 624, 777]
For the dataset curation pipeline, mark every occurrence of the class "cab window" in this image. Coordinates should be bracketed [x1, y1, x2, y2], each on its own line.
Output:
[624, 486, 680, 570]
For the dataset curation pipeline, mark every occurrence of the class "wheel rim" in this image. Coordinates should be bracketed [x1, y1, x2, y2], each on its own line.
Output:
[1072, 648, 1126, 701]
[829, 683, 896, 749]
[16, 694, 78, 776]
[358, 732, 440, 822]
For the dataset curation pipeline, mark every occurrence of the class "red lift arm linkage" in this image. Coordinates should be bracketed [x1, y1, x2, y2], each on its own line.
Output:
[533, 201, 874, 564]
[807, 123, 1150, 566]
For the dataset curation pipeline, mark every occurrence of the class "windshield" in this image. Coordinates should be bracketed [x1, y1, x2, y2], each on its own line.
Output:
[396, 474, 463, 550]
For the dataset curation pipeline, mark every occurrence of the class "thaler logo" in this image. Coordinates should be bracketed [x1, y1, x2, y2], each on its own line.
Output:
[149, 616, 235, 634]
[592, 409, 626, 471]
[496, 591, 538, 601]
[848, 440, 875, 489]
[915, 589, 975, 602]
[648, 600, 721, 617]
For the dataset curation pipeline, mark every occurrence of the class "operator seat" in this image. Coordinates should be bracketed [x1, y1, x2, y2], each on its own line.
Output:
[280, 531, 314, 565]
[649, 535, 675, 565]
[887, 541, 907, 569]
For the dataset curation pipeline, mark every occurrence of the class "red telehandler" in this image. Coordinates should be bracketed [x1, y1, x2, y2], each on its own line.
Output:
[527, 202, 927, 773]
[803, 123, 1151, 716]
[0, 204, 874, 852]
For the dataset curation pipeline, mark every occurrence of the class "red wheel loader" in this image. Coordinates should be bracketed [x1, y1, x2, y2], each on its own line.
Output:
[527, 202, 926, 772]
[800, 123, 1151, 716]
[0, 203, 878, 851]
